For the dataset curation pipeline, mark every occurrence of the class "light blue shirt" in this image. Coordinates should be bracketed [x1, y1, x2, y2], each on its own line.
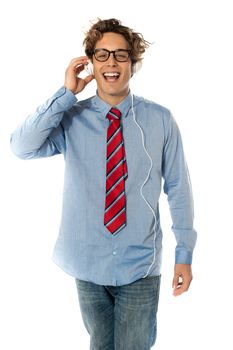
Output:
[10, 86, 197, 286]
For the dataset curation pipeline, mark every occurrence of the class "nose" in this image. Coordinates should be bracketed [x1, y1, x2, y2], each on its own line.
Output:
[107, 52, 118, 65]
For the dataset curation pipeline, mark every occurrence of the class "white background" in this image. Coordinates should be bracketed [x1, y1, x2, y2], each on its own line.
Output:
[1, 0, 233, 349]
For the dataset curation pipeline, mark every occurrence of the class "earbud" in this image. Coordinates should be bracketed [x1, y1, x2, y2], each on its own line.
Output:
[85, 61, 94, 75]
[132, 61, 142, 75]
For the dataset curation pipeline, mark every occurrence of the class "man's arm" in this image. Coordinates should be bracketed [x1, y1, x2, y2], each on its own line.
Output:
[162, 112, 197, 296]
[10, 87, 77, 159]
[10, 56, 94, 160]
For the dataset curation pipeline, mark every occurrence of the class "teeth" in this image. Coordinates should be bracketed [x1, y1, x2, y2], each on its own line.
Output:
[103, 72, 120, 77]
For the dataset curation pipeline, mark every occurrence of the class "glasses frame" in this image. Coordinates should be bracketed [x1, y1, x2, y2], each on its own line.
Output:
[93, 48, 131, 62]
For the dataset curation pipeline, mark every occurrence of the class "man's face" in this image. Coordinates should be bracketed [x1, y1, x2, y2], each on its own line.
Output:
[92, 32, 132, 105]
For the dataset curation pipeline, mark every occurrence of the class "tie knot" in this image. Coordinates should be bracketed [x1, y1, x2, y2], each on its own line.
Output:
[106, 108, 121, 121]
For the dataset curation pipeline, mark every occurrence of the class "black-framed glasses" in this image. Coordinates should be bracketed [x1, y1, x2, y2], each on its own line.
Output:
[93, 48, 131, 62]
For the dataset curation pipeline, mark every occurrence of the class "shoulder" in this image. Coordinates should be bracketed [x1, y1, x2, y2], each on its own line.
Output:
[132, 94, 172, 122]
[67, 95, 96, 115]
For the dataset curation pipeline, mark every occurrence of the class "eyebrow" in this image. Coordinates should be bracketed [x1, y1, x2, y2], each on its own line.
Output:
[94, 48, 130, 51]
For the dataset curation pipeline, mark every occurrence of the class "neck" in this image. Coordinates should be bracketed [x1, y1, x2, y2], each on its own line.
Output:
[97, 90, 129, 106]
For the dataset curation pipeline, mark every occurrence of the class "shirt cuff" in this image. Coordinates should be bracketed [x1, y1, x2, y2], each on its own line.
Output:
[53, 86, 77, 109]
[175, 249, 193, 264]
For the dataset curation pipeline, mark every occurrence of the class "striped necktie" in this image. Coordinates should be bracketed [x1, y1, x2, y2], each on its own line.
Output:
[104, 108, 128, 234]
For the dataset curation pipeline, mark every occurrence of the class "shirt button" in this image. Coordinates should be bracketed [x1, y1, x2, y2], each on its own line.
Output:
[112, 251, 117, 255]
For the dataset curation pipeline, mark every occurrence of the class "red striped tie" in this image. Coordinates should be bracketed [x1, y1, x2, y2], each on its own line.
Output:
[104, 108, 128, 234]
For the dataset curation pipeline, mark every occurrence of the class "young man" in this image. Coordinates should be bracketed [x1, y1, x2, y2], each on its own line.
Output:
[11, 18, 197, 350]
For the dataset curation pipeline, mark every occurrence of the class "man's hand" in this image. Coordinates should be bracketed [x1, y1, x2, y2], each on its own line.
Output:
[172, 264, 193, 297]
[64, 56, 94, 95]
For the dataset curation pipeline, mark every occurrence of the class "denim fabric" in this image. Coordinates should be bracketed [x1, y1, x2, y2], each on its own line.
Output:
[75, 275, 161, 350]
[10, 87, 197, 285]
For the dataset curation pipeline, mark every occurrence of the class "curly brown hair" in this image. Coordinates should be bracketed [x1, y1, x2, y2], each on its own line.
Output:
[83, 18, 150, 65]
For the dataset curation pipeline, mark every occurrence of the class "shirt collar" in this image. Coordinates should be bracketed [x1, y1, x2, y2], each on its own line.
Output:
[92, 91, 132, 119]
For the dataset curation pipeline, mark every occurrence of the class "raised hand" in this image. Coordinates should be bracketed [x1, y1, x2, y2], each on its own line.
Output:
[64, 56, 94, 94]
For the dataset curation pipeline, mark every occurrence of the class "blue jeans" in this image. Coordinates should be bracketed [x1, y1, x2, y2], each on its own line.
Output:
[75, 275, 161, 350]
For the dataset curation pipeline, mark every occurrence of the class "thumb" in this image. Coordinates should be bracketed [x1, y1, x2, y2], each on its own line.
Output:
[172, 271, 180, 289]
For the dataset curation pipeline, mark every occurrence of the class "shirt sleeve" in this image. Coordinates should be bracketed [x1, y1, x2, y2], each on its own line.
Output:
[10, 86, 77, 159]
[162, 112, 197, 264]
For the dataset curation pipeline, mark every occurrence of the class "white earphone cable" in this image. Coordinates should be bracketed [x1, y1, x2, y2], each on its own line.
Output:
[131, 94, 158, 278]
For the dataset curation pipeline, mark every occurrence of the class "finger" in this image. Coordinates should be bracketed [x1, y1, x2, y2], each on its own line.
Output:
[66, 58, 88, 74]
[172, 273, 181, 288]
[173, 282, 189, 296]
[173, 284, 184, 296]
[71, 57, 89, 69]
[84, 74, 95, 84]
[70, 56, 89, 64]
[173, 275, 183, 296]
[75, 64, 85, 75]
[173, 276, 191, 296]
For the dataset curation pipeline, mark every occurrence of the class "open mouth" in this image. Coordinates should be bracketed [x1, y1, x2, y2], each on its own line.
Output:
[103, 72, 120, 82]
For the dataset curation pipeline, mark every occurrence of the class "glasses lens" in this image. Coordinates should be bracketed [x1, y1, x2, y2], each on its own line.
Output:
[94, 49, 109, 62]
[114, 50, 130, 62]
